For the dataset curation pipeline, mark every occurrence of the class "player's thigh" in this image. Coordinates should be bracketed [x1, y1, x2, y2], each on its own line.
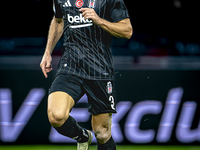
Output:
[92, 113, 112, 142]
[48, 91, 75, 123]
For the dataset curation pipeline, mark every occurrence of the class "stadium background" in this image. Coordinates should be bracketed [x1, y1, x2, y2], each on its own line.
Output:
[0, 0, 200, 149]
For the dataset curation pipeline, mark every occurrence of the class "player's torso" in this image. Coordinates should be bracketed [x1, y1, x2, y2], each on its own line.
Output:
[56, 0, 114, 80]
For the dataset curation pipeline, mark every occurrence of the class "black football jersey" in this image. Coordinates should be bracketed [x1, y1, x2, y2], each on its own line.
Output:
[53, 0, 129, 80]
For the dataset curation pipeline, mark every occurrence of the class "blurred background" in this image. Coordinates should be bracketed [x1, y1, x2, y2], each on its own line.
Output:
[0, 0, 200, 148]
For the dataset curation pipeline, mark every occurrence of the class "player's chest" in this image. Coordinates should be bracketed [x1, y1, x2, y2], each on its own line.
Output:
[57, 0, 106, 15]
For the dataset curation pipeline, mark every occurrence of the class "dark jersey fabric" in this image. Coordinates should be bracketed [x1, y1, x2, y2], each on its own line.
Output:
[53, 0, 129, 80]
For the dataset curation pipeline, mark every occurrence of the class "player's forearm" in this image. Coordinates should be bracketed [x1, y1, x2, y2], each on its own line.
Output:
[97, 18, 133, 39]
[45, 17, 64, 55]
[80, 8, 132, 39]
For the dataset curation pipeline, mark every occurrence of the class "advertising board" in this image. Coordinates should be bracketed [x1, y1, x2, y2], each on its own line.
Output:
[0, 70, 200, 144]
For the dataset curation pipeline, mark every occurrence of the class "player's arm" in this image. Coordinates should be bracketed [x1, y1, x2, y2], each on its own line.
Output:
[44, 17, 64, 55]
[40, 0, 64, 78]
[80, 8, 133, 39]
[40, 17, 64, 78]
[95, 17, 132, 39]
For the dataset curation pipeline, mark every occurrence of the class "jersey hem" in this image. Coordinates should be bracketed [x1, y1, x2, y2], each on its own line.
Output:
[56, 70, 114, 81]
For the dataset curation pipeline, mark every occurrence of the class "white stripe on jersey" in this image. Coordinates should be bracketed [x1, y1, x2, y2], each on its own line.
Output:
[69, 23, 93, 28]
[53, 3, 56, 13]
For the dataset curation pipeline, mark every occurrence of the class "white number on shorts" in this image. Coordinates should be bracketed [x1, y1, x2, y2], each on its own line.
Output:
[109, 96, 115, 110]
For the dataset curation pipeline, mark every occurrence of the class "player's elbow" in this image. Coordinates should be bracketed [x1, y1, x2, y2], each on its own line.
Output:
[120, 19, 133, 39]
[125, 25, 133, 39]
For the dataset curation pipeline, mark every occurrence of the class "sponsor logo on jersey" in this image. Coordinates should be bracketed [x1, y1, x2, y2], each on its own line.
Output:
[67, 14, 92, 23]
[67, 14, 93, 28]
[75, 0, 84, 8]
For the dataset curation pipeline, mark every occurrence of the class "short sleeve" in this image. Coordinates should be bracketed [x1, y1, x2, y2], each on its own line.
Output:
[109, 0, 129, 22]
[53, 0, 63, 18]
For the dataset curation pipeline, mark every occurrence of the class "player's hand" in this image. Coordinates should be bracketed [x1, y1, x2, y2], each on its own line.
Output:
[79, 8, 102, 25]
[40, 53, 53, 78]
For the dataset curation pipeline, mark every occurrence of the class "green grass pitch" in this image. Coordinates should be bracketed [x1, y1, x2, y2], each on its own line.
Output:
[0, 145, 200, 150]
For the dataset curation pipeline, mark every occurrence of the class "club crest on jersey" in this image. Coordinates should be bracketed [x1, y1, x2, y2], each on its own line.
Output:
[89, 0, 96, 8]
[107, 81, 113, 94]
[75, 0, 84, 8]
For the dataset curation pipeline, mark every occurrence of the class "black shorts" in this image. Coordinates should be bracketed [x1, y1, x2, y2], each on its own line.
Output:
[49, 73, 117, 115]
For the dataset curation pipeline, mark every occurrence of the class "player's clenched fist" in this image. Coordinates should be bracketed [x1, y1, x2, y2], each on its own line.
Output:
[79, 8, 102, 25]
